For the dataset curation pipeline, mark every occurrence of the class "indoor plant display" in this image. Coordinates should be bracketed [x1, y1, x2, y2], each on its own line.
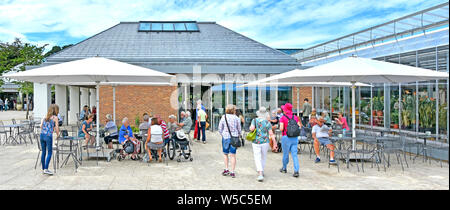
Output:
[402, 93, 415, 129]
[439, 102, 447, 133]
[373, 96, 384, 116]
[418, 96, 435, 132]
[391, 109, 399, 129]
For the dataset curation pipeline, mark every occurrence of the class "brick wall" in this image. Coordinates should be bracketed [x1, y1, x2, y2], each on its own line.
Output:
[292, 86, 312, 112]
[99, 85, 178, 127]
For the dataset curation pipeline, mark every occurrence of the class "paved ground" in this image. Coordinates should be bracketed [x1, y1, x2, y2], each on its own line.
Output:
[0, 111, 449, 190]
[0, 111, 29, 122]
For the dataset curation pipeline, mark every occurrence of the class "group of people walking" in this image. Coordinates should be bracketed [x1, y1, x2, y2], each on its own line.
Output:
[0, 98, 16, 111]
[218, 100, 345, 182]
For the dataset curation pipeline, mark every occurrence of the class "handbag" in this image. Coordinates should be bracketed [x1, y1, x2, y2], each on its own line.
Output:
[246, 129, 256, 141]
[224, 114, 241, 148]
[246, 119, 256, 141]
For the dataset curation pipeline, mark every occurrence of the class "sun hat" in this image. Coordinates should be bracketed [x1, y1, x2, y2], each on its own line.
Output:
[175, 130, 187, 140]
[281, 103, 293, 113]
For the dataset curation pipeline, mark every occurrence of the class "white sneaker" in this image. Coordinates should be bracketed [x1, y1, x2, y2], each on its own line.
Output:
[44, 169, 54, 175]
[257, 175, 264, 182]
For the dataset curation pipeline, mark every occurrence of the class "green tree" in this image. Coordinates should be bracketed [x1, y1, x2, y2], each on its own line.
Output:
[0, 38, 47, 118]
[43, 44, 73, 58]
[1, 38, 73, 118]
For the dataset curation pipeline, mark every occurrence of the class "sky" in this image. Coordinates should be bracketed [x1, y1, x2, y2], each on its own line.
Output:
[0, 0, 447, 52]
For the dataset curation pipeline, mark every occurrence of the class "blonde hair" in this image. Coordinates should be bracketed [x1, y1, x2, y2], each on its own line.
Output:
[45, 104, 59, 122]
[225, 104, 236, 114]
[87, 114, 94, 120]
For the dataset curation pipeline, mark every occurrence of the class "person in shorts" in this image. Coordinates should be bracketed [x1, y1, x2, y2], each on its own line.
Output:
[218, 104, 241, 178]
[312, 117, 336, 164]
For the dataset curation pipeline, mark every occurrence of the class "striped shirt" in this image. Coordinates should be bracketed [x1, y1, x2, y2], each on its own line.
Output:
[160, 121, 170, 139]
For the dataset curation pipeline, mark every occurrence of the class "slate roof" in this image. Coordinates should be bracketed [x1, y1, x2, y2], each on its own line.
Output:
[43, 21, 301, 73]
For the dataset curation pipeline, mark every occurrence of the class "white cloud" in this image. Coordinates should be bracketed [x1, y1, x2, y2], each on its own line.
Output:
[0, 0, 447, 50]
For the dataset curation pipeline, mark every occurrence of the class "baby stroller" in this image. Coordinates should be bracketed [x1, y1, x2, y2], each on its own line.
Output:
[117, 139, 140, 161]
[167, 130, 193, 162]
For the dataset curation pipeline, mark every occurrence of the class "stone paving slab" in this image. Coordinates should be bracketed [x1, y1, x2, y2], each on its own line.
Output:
[0, 131, 448, 190]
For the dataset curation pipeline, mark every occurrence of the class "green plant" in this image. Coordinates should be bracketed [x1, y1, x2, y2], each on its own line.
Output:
[135, 114, 140, 127]
[402, 94, 415, 127]
[418, 97, 435, 129]
[131, 126, 139, 134]
[439, 102, 447, 131]
[332, 96, 339, 110]
[373, 96, 384, 111]
[391, 110, 399, 124]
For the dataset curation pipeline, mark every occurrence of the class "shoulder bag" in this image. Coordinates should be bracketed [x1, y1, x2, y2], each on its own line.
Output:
[224, 114, 241, 148]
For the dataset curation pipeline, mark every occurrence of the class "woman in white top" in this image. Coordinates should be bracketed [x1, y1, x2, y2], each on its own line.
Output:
[146, 118, 164, 162]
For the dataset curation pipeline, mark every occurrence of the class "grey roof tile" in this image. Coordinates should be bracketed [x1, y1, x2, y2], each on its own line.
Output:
[46, 22, 298, 65]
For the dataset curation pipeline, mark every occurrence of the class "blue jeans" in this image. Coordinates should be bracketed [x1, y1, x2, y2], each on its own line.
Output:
[222, 137, 237, 154]
[197, 121, 206, 142]
[281, 135, 299, 173]
[40, 134, 53, 170]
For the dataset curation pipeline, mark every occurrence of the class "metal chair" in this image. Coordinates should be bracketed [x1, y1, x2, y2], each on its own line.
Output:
[56, 131, 82, 172]
[34, 134, 58, 173]
[18, 120, 34, 145]
[377, 134, 409, 172]
[298, 127, 314, 158]
[0, 121, 9, 145]
[427, 136, 449, 168]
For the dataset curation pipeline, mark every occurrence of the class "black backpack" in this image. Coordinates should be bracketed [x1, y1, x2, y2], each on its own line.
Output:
[285, 115, 300, 137]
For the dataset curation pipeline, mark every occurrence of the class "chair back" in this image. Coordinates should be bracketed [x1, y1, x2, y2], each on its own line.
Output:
[36, 135, 42, 151]
[0, 121, 5, 132]
[140, 129, 148, 136]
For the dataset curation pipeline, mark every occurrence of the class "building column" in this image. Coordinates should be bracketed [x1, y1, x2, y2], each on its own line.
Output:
[33, 83, 51, 119]
[89, 88, 96, 109]
[80, 87, 89, 111]
[68, 86, 80, 125]
[55, 85, 67, 125]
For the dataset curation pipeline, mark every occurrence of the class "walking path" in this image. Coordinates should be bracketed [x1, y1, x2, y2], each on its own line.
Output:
[0, 130, 448, 190]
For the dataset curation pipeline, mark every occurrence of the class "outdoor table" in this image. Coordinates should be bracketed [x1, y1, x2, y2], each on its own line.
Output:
[0, 124, 25, 144]
[379, 128, 393, 136]
[412, 133, 434, 162]
[135, 133, 148, 154]
[57, 136, 83, 172]
[330, 136, 352, 150]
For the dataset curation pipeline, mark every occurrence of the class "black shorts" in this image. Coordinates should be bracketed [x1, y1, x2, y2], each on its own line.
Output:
[104, 135, 118, 144]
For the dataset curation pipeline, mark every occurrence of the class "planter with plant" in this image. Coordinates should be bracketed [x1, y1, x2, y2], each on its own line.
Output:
[332, 96, 339, 113]
[391, 109, 399, 128]
[439, 102, 447, 133]
[373, 96, 384, 117]
[418, 96, 436, 132]
[402, 94, 415, 129]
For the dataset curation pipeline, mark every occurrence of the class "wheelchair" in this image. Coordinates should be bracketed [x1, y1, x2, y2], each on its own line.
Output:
[167, 131, 193, 162]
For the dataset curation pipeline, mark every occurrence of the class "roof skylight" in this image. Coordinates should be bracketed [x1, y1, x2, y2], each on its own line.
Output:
[138, 21, 200, 32]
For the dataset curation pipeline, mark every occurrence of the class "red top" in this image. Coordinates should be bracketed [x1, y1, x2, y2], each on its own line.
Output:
[160, 121, 170, 139]
[280, 114, 299, 136]
[340, 117, 350, 130]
